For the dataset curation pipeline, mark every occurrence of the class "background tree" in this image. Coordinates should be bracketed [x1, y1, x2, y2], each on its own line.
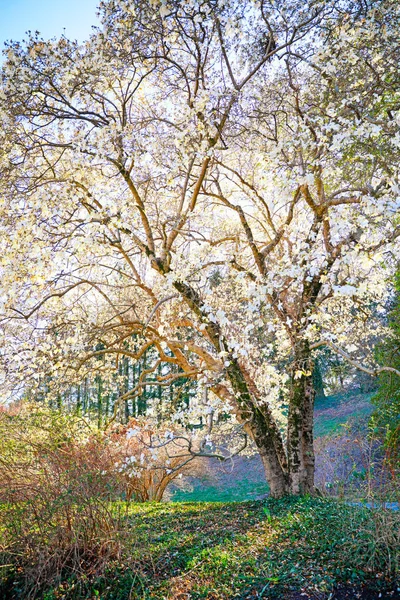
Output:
[31, 341, 197, 428]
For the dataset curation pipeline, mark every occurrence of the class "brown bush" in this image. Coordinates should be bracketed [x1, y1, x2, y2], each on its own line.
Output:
[0, 405, 125, 597]
[0, 405, 211, 596]
[108, 418, 202, 502]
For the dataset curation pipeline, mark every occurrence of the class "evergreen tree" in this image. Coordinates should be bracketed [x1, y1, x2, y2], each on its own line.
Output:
[372, 270, 400, 464]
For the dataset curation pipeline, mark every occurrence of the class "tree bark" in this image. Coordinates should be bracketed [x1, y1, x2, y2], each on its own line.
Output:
[313, 359, 326, 399]
[287, 341, 316, 494]
[239, 364, 289, 497]
[245, 408, 289, 497]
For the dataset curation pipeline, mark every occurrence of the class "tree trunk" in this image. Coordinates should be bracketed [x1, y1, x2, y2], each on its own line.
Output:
[287, 341, 316, 494]
[246, 408, 289, 497]
[232, 363, 289, 497]
[172, 279, 316, 497]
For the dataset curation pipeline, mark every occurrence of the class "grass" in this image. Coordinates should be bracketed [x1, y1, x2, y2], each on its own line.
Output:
[314, 391, 374, 437]
[2, 392, 394, 598]
[313, 402, 374, 437]
[1, 496, 398, 599]
[170, 478, 270, 503]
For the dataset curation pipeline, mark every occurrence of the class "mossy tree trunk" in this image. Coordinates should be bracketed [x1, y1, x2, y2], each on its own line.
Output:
[173, 279, 319, 497]
[313, 359, 326, 399]
[286, 341, 316, 495]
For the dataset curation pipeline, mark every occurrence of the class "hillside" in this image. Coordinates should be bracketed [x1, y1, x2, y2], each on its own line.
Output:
[313, 391, 374, 437]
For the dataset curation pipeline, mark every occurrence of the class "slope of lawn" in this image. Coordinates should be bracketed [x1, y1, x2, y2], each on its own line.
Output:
[1, 496, 398, 600]
[169, 457, 269, 503]
[313, 391, 375, 438]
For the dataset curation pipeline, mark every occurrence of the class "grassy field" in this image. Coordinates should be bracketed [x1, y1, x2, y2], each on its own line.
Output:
[1, 496, 397, 600]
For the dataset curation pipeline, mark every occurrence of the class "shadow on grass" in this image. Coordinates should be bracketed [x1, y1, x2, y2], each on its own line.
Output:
[120, 497, 399, 600]
[2, 497, 398, 599]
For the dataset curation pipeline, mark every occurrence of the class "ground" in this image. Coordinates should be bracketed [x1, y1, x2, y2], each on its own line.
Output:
[1, 391, 398, 599]
[7, 496, 395, 600]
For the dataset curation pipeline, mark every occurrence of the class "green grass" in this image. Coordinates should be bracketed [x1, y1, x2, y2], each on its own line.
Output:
[314, 390, 374, 411]
[170, 478, 270, 503]
[313, 403, 374, 437]
[314, 391, 374, 437]
[2, 497, 398, 599]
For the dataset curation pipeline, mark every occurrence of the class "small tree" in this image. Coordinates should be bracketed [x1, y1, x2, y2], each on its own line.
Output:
[110, 418, 204, 502]
[373, 270, 400, 465]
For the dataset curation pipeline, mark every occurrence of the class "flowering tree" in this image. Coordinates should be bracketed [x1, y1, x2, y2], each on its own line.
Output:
[0, 0, 399, 496]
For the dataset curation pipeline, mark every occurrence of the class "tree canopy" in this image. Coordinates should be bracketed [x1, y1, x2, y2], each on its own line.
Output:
[0, 0, 399, 496]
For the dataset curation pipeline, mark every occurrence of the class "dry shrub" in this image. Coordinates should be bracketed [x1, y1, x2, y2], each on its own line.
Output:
[0, 405, 125, 598]
[315, 425, 400, 578]
[0, 406, 212, 595]
[315, 424, 399, 501]
[108, 418, 202, 502]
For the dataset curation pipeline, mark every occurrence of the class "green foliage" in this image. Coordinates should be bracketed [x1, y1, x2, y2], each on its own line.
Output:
[372, 270, 400, 464]
[1, 498, 398, 599]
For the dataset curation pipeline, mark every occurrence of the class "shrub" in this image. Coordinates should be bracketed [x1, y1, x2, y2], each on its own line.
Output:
[0, 405, 207, 595]
[315, 423, 399, 501]
[0, 405, 124, 597]
[108, 418, 201, 502]
[372, 269, 400, 467]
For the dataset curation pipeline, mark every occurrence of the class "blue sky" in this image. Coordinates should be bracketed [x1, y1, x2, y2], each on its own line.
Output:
[0, 0, 100, 50]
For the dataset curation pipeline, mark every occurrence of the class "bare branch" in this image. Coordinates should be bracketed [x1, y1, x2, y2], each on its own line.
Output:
[311, 340, 400, 378]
